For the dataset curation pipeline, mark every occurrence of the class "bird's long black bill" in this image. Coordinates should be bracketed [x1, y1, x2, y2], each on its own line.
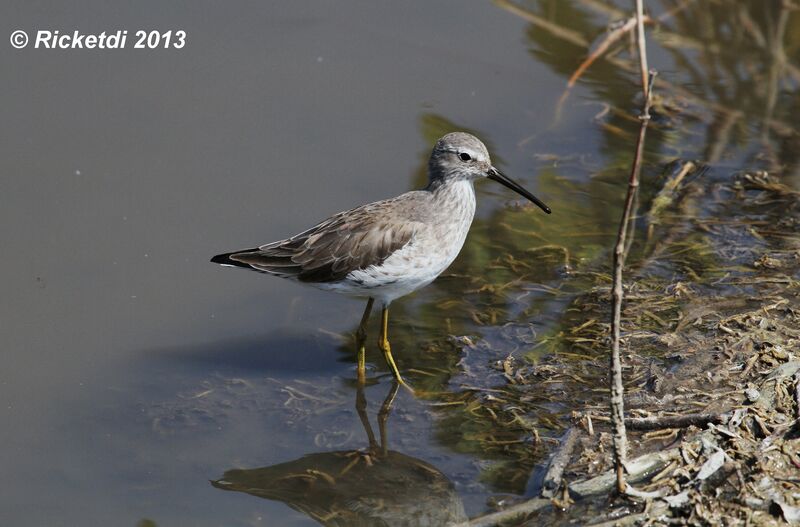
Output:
[487, 168, 551, 214]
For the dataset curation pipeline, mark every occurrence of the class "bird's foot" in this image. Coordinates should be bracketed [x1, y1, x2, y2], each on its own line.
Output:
[396, 377, 415, 396]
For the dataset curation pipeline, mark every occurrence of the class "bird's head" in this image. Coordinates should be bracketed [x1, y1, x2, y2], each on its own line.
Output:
[429, 132, 551, 214]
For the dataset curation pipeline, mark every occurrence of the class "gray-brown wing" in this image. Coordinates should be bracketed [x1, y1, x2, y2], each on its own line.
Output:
[215, 203, 420, 283]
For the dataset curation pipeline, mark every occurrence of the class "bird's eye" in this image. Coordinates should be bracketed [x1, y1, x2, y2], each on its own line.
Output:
[459, 153, 472, 162]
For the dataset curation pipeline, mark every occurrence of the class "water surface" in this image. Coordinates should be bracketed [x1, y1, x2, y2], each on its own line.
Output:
[2, 1, 798, 525]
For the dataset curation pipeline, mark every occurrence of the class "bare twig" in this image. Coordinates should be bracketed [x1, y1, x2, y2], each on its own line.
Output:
[625, 413, 728, 431]
[582, 0, 695, 87]
[457, 498, 552, 527]
[555, 16, 640, 115]
[567, 17, 639, 92]
[609, 0, 655, 495]
[645, 160, 697, 242]
[541, 427, 582, 498]
[555, 1, 695, 117]
[587, 502, 670, 527]
[635, 0, 649, 93]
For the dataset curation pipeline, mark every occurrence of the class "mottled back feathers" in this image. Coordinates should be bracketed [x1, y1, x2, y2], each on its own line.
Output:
[212, 195, 425, 283]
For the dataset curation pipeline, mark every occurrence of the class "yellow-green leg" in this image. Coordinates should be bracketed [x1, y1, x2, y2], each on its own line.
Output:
[355, 298, 374, 385]
[378, 305, 410, 390]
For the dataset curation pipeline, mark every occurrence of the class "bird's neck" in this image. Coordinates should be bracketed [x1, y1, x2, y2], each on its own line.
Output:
[429, 178, 476, 222]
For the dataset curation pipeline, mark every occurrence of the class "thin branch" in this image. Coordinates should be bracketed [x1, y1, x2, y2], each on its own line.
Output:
[567, 17, 639, 91]
[555, 0, 695, 118]
[458, 498, 551, 527]
[625, 412, 728, 431]
[609, 0, 655, 494]
[541, 427, 582, 498]
[635, 0, 649, 93]
[556, 16, 640, 115]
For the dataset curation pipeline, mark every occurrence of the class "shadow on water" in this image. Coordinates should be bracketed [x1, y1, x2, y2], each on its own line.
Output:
[155, 329, 348, 374]
[211, 384, 467, 527]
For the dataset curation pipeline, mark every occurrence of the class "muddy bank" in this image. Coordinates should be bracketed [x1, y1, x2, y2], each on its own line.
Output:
[451, 165, 800, 524]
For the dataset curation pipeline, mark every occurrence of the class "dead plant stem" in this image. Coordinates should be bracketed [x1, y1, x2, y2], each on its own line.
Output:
[610, 0, 655, 494]
[635, 0, 649, 93]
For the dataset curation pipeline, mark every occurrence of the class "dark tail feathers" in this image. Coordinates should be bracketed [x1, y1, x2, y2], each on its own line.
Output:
[210, 249, 259, 268]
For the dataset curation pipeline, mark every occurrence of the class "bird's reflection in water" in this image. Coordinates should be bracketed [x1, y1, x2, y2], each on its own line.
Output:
[211, 383, 467, 526]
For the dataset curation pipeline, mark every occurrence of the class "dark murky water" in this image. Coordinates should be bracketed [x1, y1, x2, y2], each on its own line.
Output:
[2, 1, 798, 525]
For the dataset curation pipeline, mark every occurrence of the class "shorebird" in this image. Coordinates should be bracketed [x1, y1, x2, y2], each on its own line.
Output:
[211, 132, 551, 388]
